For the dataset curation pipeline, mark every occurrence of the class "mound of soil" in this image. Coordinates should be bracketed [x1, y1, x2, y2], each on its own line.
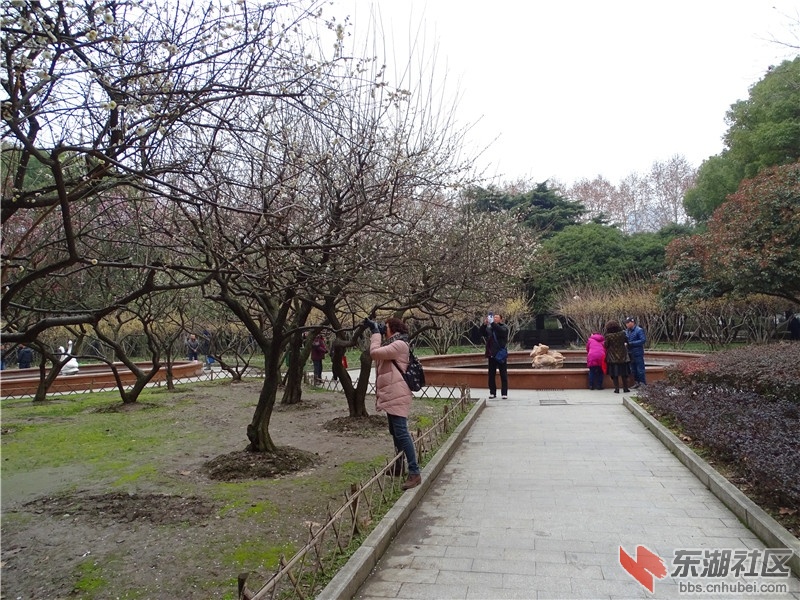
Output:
[324, 414, 387, 435]
[204, 447, 318, 480]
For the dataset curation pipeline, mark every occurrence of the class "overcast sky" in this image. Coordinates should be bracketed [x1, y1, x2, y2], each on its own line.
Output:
[332, 0, 799, 186]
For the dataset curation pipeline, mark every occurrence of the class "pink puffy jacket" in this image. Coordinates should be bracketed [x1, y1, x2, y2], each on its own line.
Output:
[369, 333, 412, 417]
[586, 333, 606, 367]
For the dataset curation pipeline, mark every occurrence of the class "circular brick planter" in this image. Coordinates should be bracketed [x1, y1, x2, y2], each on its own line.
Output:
[0, 361, 206, 398]
[419, 350, 699, 390]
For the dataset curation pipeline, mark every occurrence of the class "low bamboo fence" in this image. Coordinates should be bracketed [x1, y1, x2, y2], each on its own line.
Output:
[238, 388, 472, 600]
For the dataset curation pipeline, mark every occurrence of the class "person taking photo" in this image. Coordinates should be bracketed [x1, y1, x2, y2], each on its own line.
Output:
[479, 313, 509, 399]
[364, 316, 422, 490]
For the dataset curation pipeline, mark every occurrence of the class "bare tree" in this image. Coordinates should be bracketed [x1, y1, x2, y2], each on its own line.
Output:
[647, 154, 695, 227]
[565, 155, 697, 232]
[566, 175, 617, 223]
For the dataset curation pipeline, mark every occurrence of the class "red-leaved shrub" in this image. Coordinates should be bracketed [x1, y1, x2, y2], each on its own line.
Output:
[640, 343, 800, 509]
[664, 343, 800, 404]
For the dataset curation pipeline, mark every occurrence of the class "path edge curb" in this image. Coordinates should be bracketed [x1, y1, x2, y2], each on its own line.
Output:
[624, 396, 800, 577]
[317, 397, 487, 600]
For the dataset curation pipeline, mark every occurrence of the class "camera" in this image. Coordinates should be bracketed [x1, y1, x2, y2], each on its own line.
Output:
[377, 322, 387, 335]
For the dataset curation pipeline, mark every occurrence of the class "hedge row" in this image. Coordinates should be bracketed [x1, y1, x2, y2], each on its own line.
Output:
[640, 343, 800, 510]
[664, 342, 800, 404]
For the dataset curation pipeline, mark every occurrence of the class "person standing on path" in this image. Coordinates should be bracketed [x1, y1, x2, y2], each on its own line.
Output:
[604, 320, 631, 393]
[17, 344, 34, 369]
[479, 313, 509, 399]
[585, 332, 606, 390]
[625, 316, 646, 387]
[186, 334, 200, 361]
[310, 333, 327, 385]
[364, 317, 421, 490]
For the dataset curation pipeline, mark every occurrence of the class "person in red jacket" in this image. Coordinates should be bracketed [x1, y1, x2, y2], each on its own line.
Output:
[585, 332, 606, 390]
[310, 334, 327, 385]
[364, 316, 421, 490]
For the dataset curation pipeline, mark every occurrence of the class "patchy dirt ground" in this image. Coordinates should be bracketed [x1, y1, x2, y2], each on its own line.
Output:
[0, 382, 414, 599]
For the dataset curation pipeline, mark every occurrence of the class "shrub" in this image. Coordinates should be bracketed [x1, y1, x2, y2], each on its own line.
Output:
[664, 342, 800, 403]
[640, 343, 800, 510]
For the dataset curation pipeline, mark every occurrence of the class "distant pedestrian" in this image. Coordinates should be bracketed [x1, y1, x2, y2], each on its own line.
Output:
[310, 333, 327, 385]
[479, 313, 509, 399]
[604, 320, 631, 394]
[17, 344, 34, 369]
[625, 317, 646, 387]
[585, 332, 606, 390]
[201, 329, 215, 370]
[186, 334, 200, 361]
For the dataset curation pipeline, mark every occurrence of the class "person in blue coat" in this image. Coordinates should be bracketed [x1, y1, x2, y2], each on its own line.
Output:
[18, 344, 34, 369]
[625, 317, 646, 387]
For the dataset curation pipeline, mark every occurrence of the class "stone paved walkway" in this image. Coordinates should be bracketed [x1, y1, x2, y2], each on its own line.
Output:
[352, 389, 800, 600]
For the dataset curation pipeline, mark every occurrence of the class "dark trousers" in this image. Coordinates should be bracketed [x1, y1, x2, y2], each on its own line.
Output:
[588, 366, 604, 389]
[629, 353, 646, 384]
[312, 359, 323, 381]
[387, 414, 419, 475]
[488, 357, 508, 396]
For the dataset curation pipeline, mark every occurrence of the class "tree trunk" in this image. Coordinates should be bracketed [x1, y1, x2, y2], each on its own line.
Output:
[35, 356, 64, 402]
[281, 366, 304, 405]
[165, 354, 175, 391]
[281, 331, 307, 405]
[343, 351, 372, 418]
[96, 358, 160, 404]
[247, 374, 279, 452]
[34, 361, 51, 402]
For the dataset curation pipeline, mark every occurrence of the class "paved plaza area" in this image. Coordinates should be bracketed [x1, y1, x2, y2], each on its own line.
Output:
[343, 388, 800, 600]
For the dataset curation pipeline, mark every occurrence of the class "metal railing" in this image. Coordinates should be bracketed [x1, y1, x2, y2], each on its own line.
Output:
[238, 390, 473, 600]
[309, 372, 467, 401]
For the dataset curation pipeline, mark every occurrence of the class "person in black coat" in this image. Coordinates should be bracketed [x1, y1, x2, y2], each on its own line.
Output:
[479, 313, 509, 399]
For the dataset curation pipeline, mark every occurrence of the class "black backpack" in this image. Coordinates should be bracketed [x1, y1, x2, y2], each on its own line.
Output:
[392, 344, 426, 392]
